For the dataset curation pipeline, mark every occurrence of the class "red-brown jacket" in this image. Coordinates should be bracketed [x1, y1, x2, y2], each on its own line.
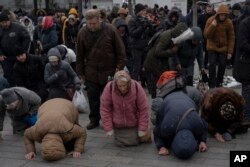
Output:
[204, 4, 235, 54]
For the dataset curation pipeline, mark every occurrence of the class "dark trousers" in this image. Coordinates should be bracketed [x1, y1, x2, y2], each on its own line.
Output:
[10, 114, 29, 135]
[1, 60, 15, 86]
[208, 51, 227, 88]
[85, 81, 105, 124]
[47, 87, 71, 101]
[242, 84, 250, 120]
[131, 49, 146, 81]
[145, 71, 157, 98]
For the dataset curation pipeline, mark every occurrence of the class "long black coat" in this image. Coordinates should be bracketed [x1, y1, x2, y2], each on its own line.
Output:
[233, 16, 250, 84]
[14, 54, 45, 90]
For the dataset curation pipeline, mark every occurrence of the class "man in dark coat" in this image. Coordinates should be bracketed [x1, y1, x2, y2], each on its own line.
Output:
[233, 0, 250, 123]
[0, 13, 31, 86]
[13, 46, 48, 102]
[176, 26, 205, 86]
[76, 9, 126, 130]
[128, 3, 155, 81]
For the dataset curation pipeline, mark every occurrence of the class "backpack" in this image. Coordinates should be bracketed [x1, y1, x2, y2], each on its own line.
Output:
[156, 74, 186, 98]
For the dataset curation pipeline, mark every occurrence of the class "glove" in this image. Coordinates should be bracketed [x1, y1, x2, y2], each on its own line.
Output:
[56, 70, 64, 77]
[75, 84, 81, 91]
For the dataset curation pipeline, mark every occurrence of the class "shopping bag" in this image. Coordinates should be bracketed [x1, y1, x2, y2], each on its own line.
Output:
[72, 90, 88, 113]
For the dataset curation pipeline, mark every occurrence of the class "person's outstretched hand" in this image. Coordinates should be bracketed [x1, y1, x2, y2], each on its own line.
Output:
[158, 147, 169, 156]
[25, 152, 36, 160]
[68, 151, 81, 158]
[199, 141, 207, 152]
[215, 132, 225, 142]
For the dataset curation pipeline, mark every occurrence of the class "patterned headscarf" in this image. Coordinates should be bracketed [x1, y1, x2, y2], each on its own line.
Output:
[220, 101, 236, 120]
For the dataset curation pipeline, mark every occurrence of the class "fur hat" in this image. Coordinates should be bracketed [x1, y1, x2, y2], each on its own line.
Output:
[41, 134, 66, 161]
[0, 12, 9, 22]
[1, 88, 18, 105]
[134, 3, 146, 15]
[171, 129, 197, 159]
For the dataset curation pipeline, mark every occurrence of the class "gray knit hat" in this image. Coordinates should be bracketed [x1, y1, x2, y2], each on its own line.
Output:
[1, 88, 18, 104]
[47, 47, 61, 60]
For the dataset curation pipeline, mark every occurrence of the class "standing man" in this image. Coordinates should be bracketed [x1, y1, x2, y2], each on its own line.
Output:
[76, 9, 126, 130]
[233, 0, 250, 123]
[0, 13, 31, 86]
[128, 3, 155, 81]
[204, 4, 235, 88]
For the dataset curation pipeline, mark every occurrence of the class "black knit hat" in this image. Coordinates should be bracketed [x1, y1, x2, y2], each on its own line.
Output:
[15, 46, 26, 57]
[134, 3, 146, 15]
[0, 12, 9, 22]
[232, 3, 241, 10]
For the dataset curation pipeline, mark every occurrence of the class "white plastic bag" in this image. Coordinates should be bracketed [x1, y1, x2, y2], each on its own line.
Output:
[72, 90, 88, 113]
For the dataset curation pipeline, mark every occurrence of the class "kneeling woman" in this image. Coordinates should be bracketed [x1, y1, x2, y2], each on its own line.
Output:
[100, 70, 151, 147]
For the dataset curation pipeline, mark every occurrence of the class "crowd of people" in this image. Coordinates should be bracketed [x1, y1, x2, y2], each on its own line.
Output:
[0, 0, 250, 162]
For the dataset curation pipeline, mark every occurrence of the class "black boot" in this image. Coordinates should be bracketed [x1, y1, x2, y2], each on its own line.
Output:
[86, 122, 99, 130]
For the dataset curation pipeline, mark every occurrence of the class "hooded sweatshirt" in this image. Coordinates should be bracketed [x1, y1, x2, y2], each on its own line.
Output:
[204, 4, 235, 54]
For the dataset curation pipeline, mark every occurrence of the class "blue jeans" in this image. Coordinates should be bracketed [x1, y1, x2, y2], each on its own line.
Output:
[242, 84, 250, 120]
